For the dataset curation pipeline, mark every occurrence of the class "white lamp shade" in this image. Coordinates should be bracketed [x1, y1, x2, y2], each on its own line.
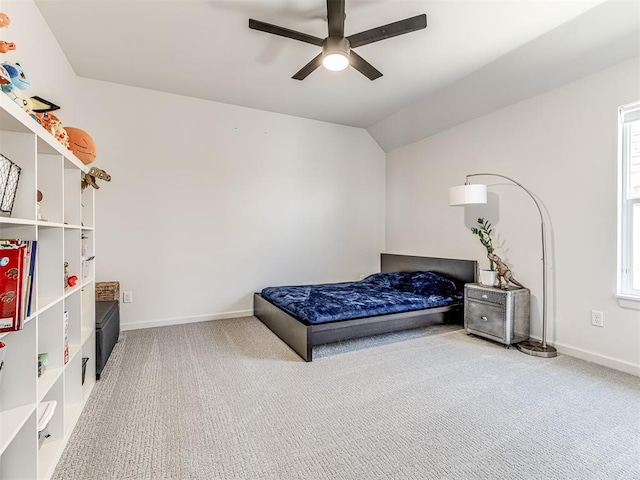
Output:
[449, 184, 487, 206]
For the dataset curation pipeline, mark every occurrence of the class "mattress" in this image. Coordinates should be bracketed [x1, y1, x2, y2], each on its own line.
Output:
[260, 271, 463, 325]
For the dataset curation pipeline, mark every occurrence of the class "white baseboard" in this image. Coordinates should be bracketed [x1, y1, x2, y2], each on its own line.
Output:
[553, 341, 640, 377]
[121, 309, 254, 332]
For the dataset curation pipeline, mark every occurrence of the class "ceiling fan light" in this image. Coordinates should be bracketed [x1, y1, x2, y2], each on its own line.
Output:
[322, 53, 349, 71]
[322, 36, 350, 72]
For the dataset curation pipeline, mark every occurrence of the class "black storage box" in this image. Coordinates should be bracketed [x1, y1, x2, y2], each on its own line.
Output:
[95, 300, 119, 379]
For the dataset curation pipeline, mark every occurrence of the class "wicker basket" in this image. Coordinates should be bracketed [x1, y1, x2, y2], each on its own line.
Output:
[95, 281, 120, 302]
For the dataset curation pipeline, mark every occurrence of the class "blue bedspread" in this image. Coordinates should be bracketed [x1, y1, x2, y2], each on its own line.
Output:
[261, 271, 463, 325]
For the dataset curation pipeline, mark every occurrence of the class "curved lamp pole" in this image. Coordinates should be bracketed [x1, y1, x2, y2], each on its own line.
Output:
[449, 173, 557, 358]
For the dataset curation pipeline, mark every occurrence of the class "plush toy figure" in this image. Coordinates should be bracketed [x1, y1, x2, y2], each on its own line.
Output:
[65, 127, 96, 164]
[1, 62, 31, 111]
[0, 13, 16, 54]
[1, 62, 29, 91]
[52, 121, 69, 147]
[34, 112, 70, 147]
[0, 65, 10, 86]
[81, 167, 111, 190]
[0, 41, 15, 54]
[0, 12, 10, 28]
[21, 96, 37, 120]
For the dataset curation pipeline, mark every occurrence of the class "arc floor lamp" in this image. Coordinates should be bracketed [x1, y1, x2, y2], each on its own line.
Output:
[449, 173, 557, 358]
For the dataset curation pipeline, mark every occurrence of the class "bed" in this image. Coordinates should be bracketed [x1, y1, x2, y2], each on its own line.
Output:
[253, 254, 477, 361]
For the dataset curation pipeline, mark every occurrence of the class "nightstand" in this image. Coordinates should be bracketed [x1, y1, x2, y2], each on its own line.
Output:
[464, 283, 530, 347]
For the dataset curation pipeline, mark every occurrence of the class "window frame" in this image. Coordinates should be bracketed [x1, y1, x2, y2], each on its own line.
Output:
[617, 101, 640, 302]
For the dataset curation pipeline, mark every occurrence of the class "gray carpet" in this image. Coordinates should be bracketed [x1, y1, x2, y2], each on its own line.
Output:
[53, 317, 640, 480]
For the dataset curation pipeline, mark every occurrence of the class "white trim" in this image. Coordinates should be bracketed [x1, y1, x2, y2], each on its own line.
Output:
[121, 309, 254, 331]
[616, 294, 640, 310]
[618, 101, 640, 297]
[522, 334, 640, 376]
[553, 341, 640, 377]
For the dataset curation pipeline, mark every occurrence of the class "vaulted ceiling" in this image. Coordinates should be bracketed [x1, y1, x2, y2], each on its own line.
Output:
[35, 0, 640, 151]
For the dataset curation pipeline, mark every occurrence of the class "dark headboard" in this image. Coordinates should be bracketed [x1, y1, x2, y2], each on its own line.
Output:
[380, 254, 477, 284]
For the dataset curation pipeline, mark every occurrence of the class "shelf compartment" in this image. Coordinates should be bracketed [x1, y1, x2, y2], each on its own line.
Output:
[38, 376, 64, 480]
[0, 320, 37, 411]
[64, 289, 82, 349]
[81, 328, 93, 346]
[0, 403, 36, 456]
[36, 227, 63, 304]
[38, 302, 65, 376]
[63, 404, 82, 441]
[64, 228, 81, 291]
[81, 284, 95, 335]
[81, 327, 96, 399]
[0, 223, 36, 245]
[81, 187, 94, 229]
[37, 154, 63, 224]
[0, 409, 38, 479]
[0, 130, 36, 221]
[64, 168, 82, 226]
[37, 368, 62, 404]
[38, 439, 64, 480]
[64, 353, 82, 409]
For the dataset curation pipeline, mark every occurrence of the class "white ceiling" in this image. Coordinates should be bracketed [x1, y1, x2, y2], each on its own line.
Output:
[35, 0, 639, 146]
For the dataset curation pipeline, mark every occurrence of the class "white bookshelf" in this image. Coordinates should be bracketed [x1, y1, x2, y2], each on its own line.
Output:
[0, 94, 96, 479]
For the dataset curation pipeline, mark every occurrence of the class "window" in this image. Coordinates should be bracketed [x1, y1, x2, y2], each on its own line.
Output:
[618, 102, 640, 299]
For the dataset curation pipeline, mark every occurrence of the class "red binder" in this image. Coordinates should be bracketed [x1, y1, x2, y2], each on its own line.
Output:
[0, 244, 26, 333]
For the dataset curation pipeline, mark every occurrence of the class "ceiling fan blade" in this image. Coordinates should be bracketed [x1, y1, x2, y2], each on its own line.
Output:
[347, 14, 427, 49]
[249, 19, 324, 46]
[292, 54, 323, 80]
[349, 51, 382, 81]
[327, 0, 345, 37]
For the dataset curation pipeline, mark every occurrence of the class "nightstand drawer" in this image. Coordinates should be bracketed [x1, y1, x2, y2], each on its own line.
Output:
[465, 301, 505, 339]
[465, 287, 505, 305]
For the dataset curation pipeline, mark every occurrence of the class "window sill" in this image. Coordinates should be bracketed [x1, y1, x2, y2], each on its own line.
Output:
[616, 294, 640, 310]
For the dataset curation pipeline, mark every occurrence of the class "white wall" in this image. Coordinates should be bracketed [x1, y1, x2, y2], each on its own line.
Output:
[4, 0, 386, 330]
[73, 79, 385, 329]
[386, 57, 640, 374]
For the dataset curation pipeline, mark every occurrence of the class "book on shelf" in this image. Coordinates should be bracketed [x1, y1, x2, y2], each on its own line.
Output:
[0, 239, 38, 333]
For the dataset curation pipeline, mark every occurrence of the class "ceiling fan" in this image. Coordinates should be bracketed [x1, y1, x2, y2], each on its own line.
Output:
[249, 0, 427, 81]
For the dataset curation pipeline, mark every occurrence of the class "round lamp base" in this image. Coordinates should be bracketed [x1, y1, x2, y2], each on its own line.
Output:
[517, 340, 558, 358]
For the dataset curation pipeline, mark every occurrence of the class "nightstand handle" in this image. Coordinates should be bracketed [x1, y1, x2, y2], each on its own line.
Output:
[481, 316, 488, 321]
[481, 294, 488, 299]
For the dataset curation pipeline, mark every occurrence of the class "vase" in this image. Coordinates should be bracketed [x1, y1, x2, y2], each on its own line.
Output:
[479, 269, 497, 287]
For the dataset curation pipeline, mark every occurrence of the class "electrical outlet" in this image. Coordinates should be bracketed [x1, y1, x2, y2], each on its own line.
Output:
[123, 291, 133, 303]
[591, 310, 604, 327]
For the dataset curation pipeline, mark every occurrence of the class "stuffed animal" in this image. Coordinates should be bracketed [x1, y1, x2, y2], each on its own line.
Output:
[81, 167, 111, 190]
[65, 127, 96, 164]
[0, 13, 10, 28]
[0, 65, 10, 86]
[0, 13, 16, 54]
[0, 41, 15, 54]
[52, 121, 69, 147]
[34, 112, 69, 147]
[1, 62, 29, 91]
[1, 62, 31, 112]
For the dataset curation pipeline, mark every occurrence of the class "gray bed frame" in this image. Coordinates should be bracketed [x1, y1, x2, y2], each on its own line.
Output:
[253, 254, 477, 362]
